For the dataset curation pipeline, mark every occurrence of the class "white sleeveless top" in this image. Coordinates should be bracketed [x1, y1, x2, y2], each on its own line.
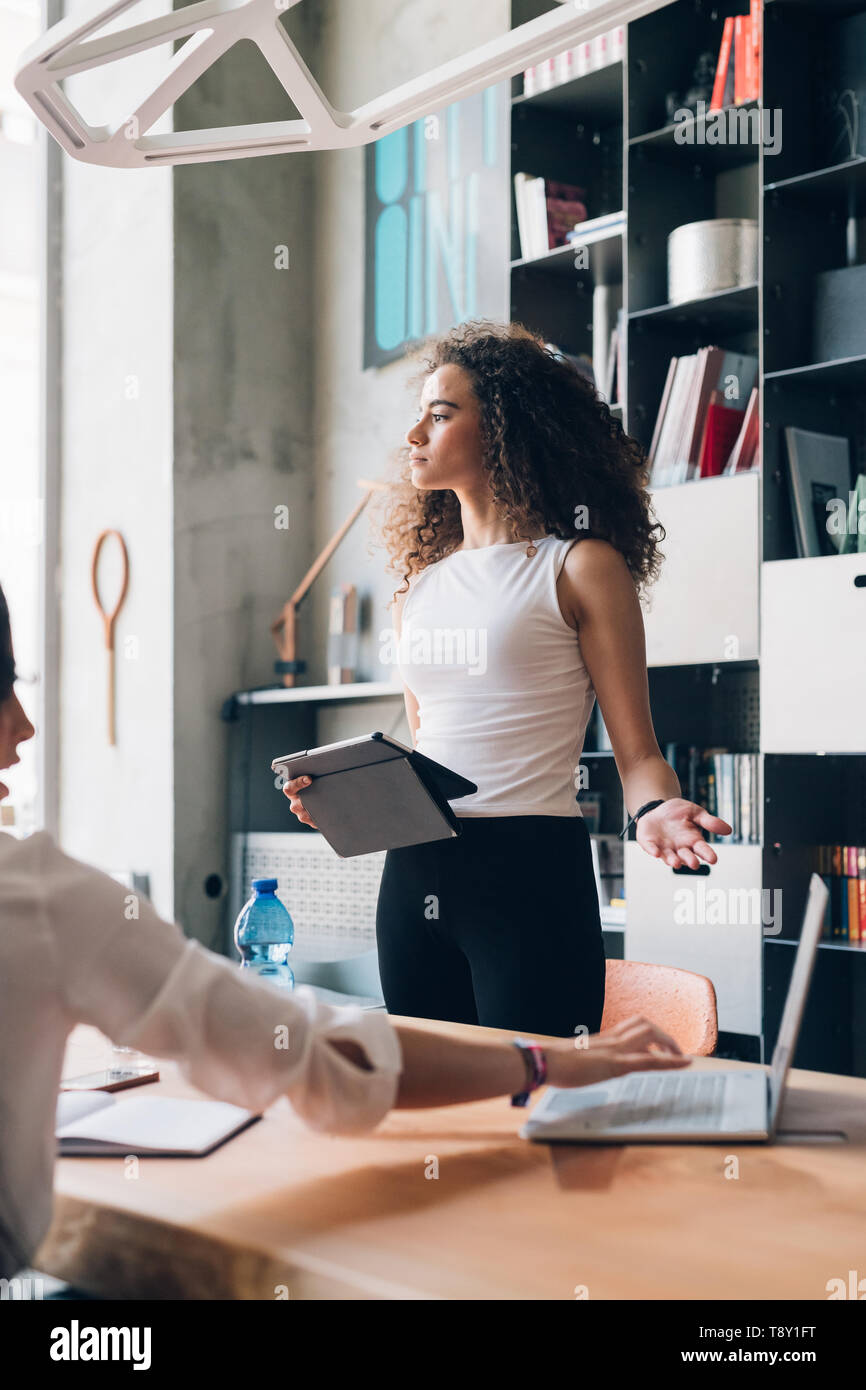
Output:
[397, 535, 597, 817]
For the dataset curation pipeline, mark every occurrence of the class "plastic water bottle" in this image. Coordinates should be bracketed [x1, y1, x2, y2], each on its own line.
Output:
[234, 878, 295, 989]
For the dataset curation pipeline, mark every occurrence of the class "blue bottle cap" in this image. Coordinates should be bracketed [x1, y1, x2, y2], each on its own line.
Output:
[251, 878, 278, 892]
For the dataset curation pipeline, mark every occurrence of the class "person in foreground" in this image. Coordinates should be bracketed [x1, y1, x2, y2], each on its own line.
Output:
[0, 582, 690, 1280]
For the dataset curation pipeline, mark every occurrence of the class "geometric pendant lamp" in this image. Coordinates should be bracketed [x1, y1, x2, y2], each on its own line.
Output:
[14, 0, 671, 168]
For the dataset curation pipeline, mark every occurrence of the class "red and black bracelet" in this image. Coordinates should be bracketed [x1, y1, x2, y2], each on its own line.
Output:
[510, 1038, 548, 1107]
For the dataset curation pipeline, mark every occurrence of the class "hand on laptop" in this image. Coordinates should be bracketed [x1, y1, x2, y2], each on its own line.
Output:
[545, 1016, 692, 1089]
[282, 775, 318, 829]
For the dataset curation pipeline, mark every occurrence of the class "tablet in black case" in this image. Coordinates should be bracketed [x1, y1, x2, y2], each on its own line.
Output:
[271, 732, 478, 858]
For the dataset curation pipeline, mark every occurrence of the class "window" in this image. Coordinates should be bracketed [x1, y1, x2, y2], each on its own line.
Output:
[0, 0, 46, 835]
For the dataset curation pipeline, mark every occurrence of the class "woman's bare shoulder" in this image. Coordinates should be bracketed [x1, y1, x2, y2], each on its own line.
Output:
[560, 538, 636, 625]
[565, 536, 628, 569]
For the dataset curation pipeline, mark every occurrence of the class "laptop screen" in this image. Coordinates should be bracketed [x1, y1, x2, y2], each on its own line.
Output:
[767, 874, 829, 1131]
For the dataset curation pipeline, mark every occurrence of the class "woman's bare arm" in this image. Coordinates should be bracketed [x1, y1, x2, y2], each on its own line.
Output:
[331, 1014, 690, 1107]
[559, 539, 730, 866]
[560, 539, 679, 800]
[392, 586, 419, 746]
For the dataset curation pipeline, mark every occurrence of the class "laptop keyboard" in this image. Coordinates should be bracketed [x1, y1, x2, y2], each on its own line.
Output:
[608, 1071, 728, 1127]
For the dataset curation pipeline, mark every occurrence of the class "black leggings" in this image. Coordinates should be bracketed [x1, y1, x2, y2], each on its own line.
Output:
[375, 815, 606, 1038]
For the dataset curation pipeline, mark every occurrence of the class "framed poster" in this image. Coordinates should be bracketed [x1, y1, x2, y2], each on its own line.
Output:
[363, 81, 510, 368]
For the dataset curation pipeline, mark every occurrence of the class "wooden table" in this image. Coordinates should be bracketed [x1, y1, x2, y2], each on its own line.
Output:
[36, 1020, 866, 1300]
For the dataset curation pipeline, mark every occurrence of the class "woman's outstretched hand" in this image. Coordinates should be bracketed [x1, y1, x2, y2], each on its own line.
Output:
[282, 775, 318, 829]
[545, 1016, 691, 1089]
[634, 797, 732, 869]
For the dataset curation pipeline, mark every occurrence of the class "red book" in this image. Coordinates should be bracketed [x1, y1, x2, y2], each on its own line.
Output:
[848, 846, 861, 944]
[724, 387, 760, 473]
[738, 396, 760, 471]
[711, 17, 736, 111]
[750, 0, 762, 101]
[734, 16, 748, 106]
[697, 393, 746, 477]
[546, 179, 586, 203]
[544, 180, 588, 250]
[744, 16, 754, 102]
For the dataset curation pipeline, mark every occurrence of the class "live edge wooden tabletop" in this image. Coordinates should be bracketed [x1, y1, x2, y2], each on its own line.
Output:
[36, 1020, 866, 1301]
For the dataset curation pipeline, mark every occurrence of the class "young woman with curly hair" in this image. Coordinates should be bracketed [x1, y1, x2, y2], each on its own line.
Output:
[286, 319, 731, 1038]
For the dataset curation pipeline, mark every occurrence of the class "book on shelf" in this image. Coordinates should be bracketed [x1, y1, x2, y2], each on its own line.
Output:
[648, 356, 697, 486]
[711, 16, 736, 110]
[743, 14, 755, 104]
[604, 309, 627, 411]
[513, 172, 588, 259]
[784, 427, 852, 558]
[605, 326, 618, 407]
[665, 745, 761, 844]
[750, 0, 762, 100]
[565, 210, 626, 243]
[521, 26, 625, 96]
[689, 349, 757, 472]
[592, 282, 622, 404]
[648, 348, 758, 486]
[697, 390, 746, 479]
[734, 16, 748, 106]
[547, 180, 589, 249]
[710, 3, 761, 111]
[814, 844, 865, 943]
[648, 357, 678, 473]
[513, 172, 534, 260]
[722, 386, 760, 475]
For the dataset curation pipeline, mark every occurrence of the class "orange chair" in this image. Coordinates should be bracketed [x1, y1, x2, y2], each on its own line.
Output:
[601, 959, 718, 1056]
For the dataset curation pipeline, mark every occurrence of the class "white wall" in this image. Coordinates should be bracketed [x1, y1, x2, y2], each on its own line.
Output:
[170, 19, 320, 948]
[309, 0, 511, 692]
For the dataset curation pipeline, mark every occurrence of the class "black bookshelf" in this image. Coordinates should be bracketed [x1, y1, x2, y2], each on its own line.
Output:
[510, 0, 866, 1076]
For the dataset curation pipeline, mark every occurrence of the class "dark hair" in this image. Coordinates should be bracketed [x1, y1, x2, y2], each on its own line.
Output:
[0, 583, 15, 704]
[372, 318, 665, 606]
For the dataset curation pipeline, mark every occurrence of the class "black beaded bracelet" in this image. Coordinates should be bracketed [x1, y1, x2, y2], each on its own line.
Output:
[618, 797, 667, 841]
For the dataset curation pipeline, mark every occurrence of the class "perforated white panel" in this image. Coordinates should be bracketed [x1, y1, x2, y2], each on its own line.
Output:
[230, 831, 385, 963]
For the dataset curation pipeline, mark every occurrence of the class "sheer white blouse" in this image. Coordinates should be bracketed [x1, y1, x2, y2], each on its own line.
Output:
[0, 830, 402, 1278]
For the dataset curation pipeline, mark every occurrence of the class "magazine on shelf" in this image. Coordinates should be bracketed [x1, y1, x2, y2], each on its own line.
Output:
[784, 428, 852, 558]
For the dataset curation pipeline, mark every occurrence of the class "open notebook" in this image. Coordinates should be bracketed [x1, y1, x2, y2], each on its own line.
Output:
[56, 1090, 260, 1157]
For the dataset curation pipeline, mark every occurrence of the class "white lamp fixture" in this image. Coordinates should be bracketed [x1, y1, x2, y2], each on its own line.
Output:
[14, 0, 673, 168]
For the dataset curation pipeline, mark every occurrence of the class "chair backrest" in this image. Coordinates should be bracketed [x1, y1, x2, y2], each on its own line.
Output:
[601, 959, 718, 1056]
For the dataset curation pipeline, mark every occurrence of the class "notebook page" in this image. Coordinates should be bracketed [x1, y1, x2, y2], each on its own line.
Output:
[56, 1095, 256, 1154]
[55, 1090, 116, 1128]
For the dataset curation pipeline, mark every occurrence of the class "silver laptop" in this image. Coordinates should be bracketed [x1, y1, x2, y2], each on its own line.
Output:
[522, 873, 828, 1144]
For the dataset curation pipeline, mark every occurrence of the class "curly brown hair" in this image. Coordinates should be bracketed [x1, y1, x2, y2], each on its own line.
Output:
[371, 318, 665, 608]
